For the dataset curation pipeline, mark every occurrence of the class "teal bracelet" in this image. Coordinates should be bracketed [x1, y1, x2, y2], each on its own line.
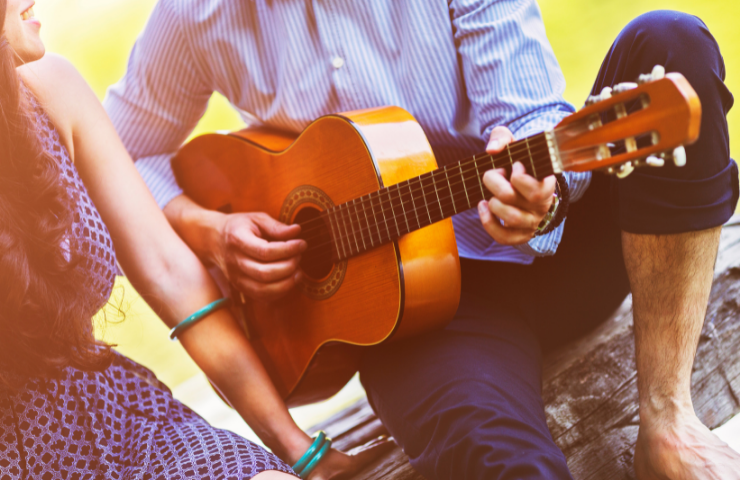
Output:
[292, 431, 326, 475]
[169, 298, 231, 340]
[299, 437, 332, 479]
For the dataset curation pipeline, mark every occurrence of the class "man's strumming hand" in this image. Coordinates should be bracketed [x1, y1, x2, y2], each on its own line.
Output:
[164, 196, 306, 302]
[477, 126, 556, 245]
[213, 212, 306, 301]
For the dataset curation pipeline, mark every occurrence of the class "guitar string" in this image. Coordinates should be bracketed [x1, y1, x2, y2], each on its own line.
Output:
[296, 141, 553, 246]
[297, 143, 555, 251]
[294, 137, 551, 240]
[295, 139, 551, 240]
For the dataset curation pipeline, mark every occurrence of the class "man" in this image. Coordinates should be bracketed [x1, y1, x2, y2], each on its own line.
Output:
[104, 1, 739, 478]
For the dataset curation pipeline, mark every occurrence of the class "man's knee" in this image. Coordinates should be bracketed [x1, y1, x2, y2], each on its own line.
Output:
[619, 10, 717, 60]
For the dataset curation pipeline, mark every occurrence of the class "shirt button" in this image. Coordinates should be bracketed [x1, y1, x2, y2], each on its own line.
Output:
[331, 56, 345, 69]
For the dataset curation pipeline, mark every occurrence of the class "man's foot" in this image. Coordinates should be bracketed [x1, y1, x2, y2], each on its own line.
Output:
[634, 411, 740, 480]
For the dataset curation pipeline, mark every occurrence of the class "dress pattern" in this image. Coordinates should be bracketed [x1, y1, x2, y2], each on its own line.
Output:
[0, 91, 296, 480]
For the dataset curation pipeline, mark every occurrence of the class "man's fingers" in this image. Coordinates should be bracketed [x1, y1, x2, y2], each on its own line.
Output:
[486, 126, 516, 154]
[487, 197, 540, 231]
[482, 169, 519, 205]
[237, 231, 306, 262]
[510, 162, 556, 210]
[234, 271, 301, 302]
[253, 213, 303, 241]
[235, 255, 302, 283]
[478, 200, 535, 246]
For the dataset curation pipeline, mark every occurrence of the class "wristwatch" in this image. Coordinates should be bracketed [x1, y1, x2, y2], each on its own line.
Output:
[534, 173, 570, 237]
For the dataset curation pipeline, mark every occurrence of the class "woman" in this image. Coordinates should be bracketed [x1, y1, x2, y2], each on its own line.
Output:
[0, 1, 389, 478]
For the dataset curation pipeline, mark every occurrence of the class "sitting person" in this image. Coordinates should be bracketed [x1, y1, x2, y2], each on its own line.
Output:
[104, 0, 740, 479]
[0, 0, 389, 478]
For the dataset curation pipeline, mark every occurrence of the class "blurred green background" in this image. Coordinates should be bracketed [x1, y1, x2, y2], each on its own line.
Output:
[34, 0, 739, 390]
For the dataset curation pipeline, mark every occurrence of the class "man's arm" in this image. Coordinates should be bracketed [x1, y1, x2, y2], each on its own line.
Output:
[103, 0, 304, 301]
[449, 0, 591, 252]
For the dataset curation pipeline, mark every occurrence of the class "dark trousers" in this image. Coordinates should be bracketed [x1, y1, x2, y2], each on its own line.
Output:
[359, 11, 737, 480]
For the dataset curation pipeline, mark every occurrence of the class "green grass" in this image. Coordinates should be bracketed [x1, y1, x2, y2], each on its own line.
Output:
[34, 0, 740, 387]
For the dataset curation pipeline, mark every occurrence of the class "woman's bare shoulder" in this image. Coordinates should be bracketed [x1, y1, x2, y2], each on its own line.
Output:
[18, 54, 96, 152]
[19, 53, 87, 98]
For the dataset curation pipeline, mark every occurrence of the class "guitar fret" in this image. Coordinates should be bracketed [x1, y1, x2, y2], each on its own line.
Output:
[338, 205, 355, 256]
[375, 191, 391, 243]
[474, 155, 487, 200]
[352, 199, 367, 252]
[359, 196, 375, 247]
[386, 188, 401, 238]
[396, 184, 410, 234]
[419, 174, 433, 224]
[525, 136, 537, 177]
[369, 193, 384, 244]
[326, 209, 342, 260]
[431, 173, 445, 219]
[330, 208, 348, 259]
[407, 180, 421, 229]
[346, 203, 361, 254]
[459, 163, 471, 209]
[444, 168, 457, 214]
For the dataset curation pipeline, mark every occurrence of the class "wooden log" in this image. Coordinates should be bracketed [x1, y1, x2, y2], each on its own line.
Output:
[311, 215, 740, 480]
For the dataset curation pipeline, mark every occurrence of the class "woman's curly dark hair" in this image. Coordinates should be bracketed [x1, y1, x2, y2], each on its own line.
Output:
[0, 0, 111, 385]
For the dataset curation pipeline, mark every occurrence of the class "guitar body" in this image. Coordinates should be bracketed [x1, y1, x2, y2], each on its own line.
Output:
[172, 106, 461, 407]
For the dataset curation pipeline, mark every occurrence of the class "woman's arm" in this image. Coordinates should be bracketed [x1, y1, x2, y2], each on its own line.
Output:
[21, 54, 311, 462]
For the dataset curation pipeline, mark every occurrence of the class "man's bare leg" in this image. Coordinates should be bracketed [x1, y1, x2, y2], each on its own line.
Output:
[624, 228, 740, 479]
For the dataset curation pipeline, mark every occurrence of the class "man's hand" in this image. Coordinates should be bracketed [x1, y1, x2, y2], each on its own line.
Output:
[214, 212, 307, 302]
[477, 126, 556, 245]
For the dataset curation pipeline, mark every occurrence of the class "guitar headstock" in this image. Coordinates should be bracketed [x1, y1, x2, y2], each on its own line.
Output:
[551, 66, 701, 178]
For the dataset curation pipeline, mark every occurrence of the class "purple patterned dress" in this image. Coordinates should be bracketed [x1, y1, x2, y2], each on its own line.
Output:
[0, 93, 296, 480]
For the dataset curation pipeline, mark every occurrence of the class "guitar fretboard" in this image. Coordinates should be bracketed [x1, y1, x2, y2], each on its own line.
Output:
[323, 132, 554, 261]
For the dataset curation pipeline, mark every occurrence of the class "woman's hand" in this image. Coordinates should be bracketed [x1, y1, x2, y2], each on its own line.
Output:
[289, 436, 396, 480]
[477, 126, 556, 245]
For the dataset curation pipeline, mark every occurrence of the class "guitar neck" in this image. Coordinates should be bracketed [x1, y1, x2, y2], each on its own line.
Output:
[326, 131, 557, 261]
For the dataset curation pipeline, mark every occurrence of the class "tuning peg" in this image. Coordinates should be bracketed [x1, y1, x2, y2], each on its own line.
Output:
[584, 86, 614, 108]
[615, 161, 635, 179]
[613, 82, 638, 94]
[651, 65, 666, 80]
[645, 155, 665, 167]
[638, 65, 666, 84]
[672, 146, 687, 167]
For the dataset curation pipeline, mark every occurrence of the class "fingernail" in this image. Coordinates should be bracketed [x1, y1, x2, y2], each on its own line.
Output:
[300, 241, 308, 252]
[514, 162, 524, 173]
[488, 139, 500, 151]
[478, 200, 487, 213]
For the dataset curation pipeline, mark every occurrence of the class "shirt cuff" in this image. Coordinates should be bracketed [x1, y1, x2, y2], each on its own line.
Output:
[135, 155, 184, 209]
[512, 170, 591, 257]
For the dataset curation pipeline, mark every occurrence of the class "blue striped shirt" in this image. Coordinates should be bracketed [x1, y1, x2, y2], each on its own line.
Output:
[104, 0, 591, 263]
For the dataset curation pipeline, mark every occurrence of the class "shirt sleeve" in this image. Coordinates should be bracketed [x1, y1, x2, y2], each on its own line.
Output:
[103, 0, 213, 209]
[449, 0, 591, 257]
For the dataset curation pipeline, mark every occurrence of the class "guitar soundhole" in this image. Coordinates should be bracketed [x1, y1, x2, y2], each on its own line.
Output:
[295, 206, 334, 280]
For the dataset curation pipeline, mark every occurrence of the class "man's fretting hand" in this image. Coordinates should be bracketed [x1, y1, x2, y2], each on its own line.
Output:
[214, 212, 306, 302]
[477, 126, 557, 245]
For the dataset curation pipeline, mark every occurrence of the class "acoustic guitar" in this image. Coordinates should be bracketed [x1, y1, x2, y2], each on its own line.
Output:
[172, 67, 700, 407]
